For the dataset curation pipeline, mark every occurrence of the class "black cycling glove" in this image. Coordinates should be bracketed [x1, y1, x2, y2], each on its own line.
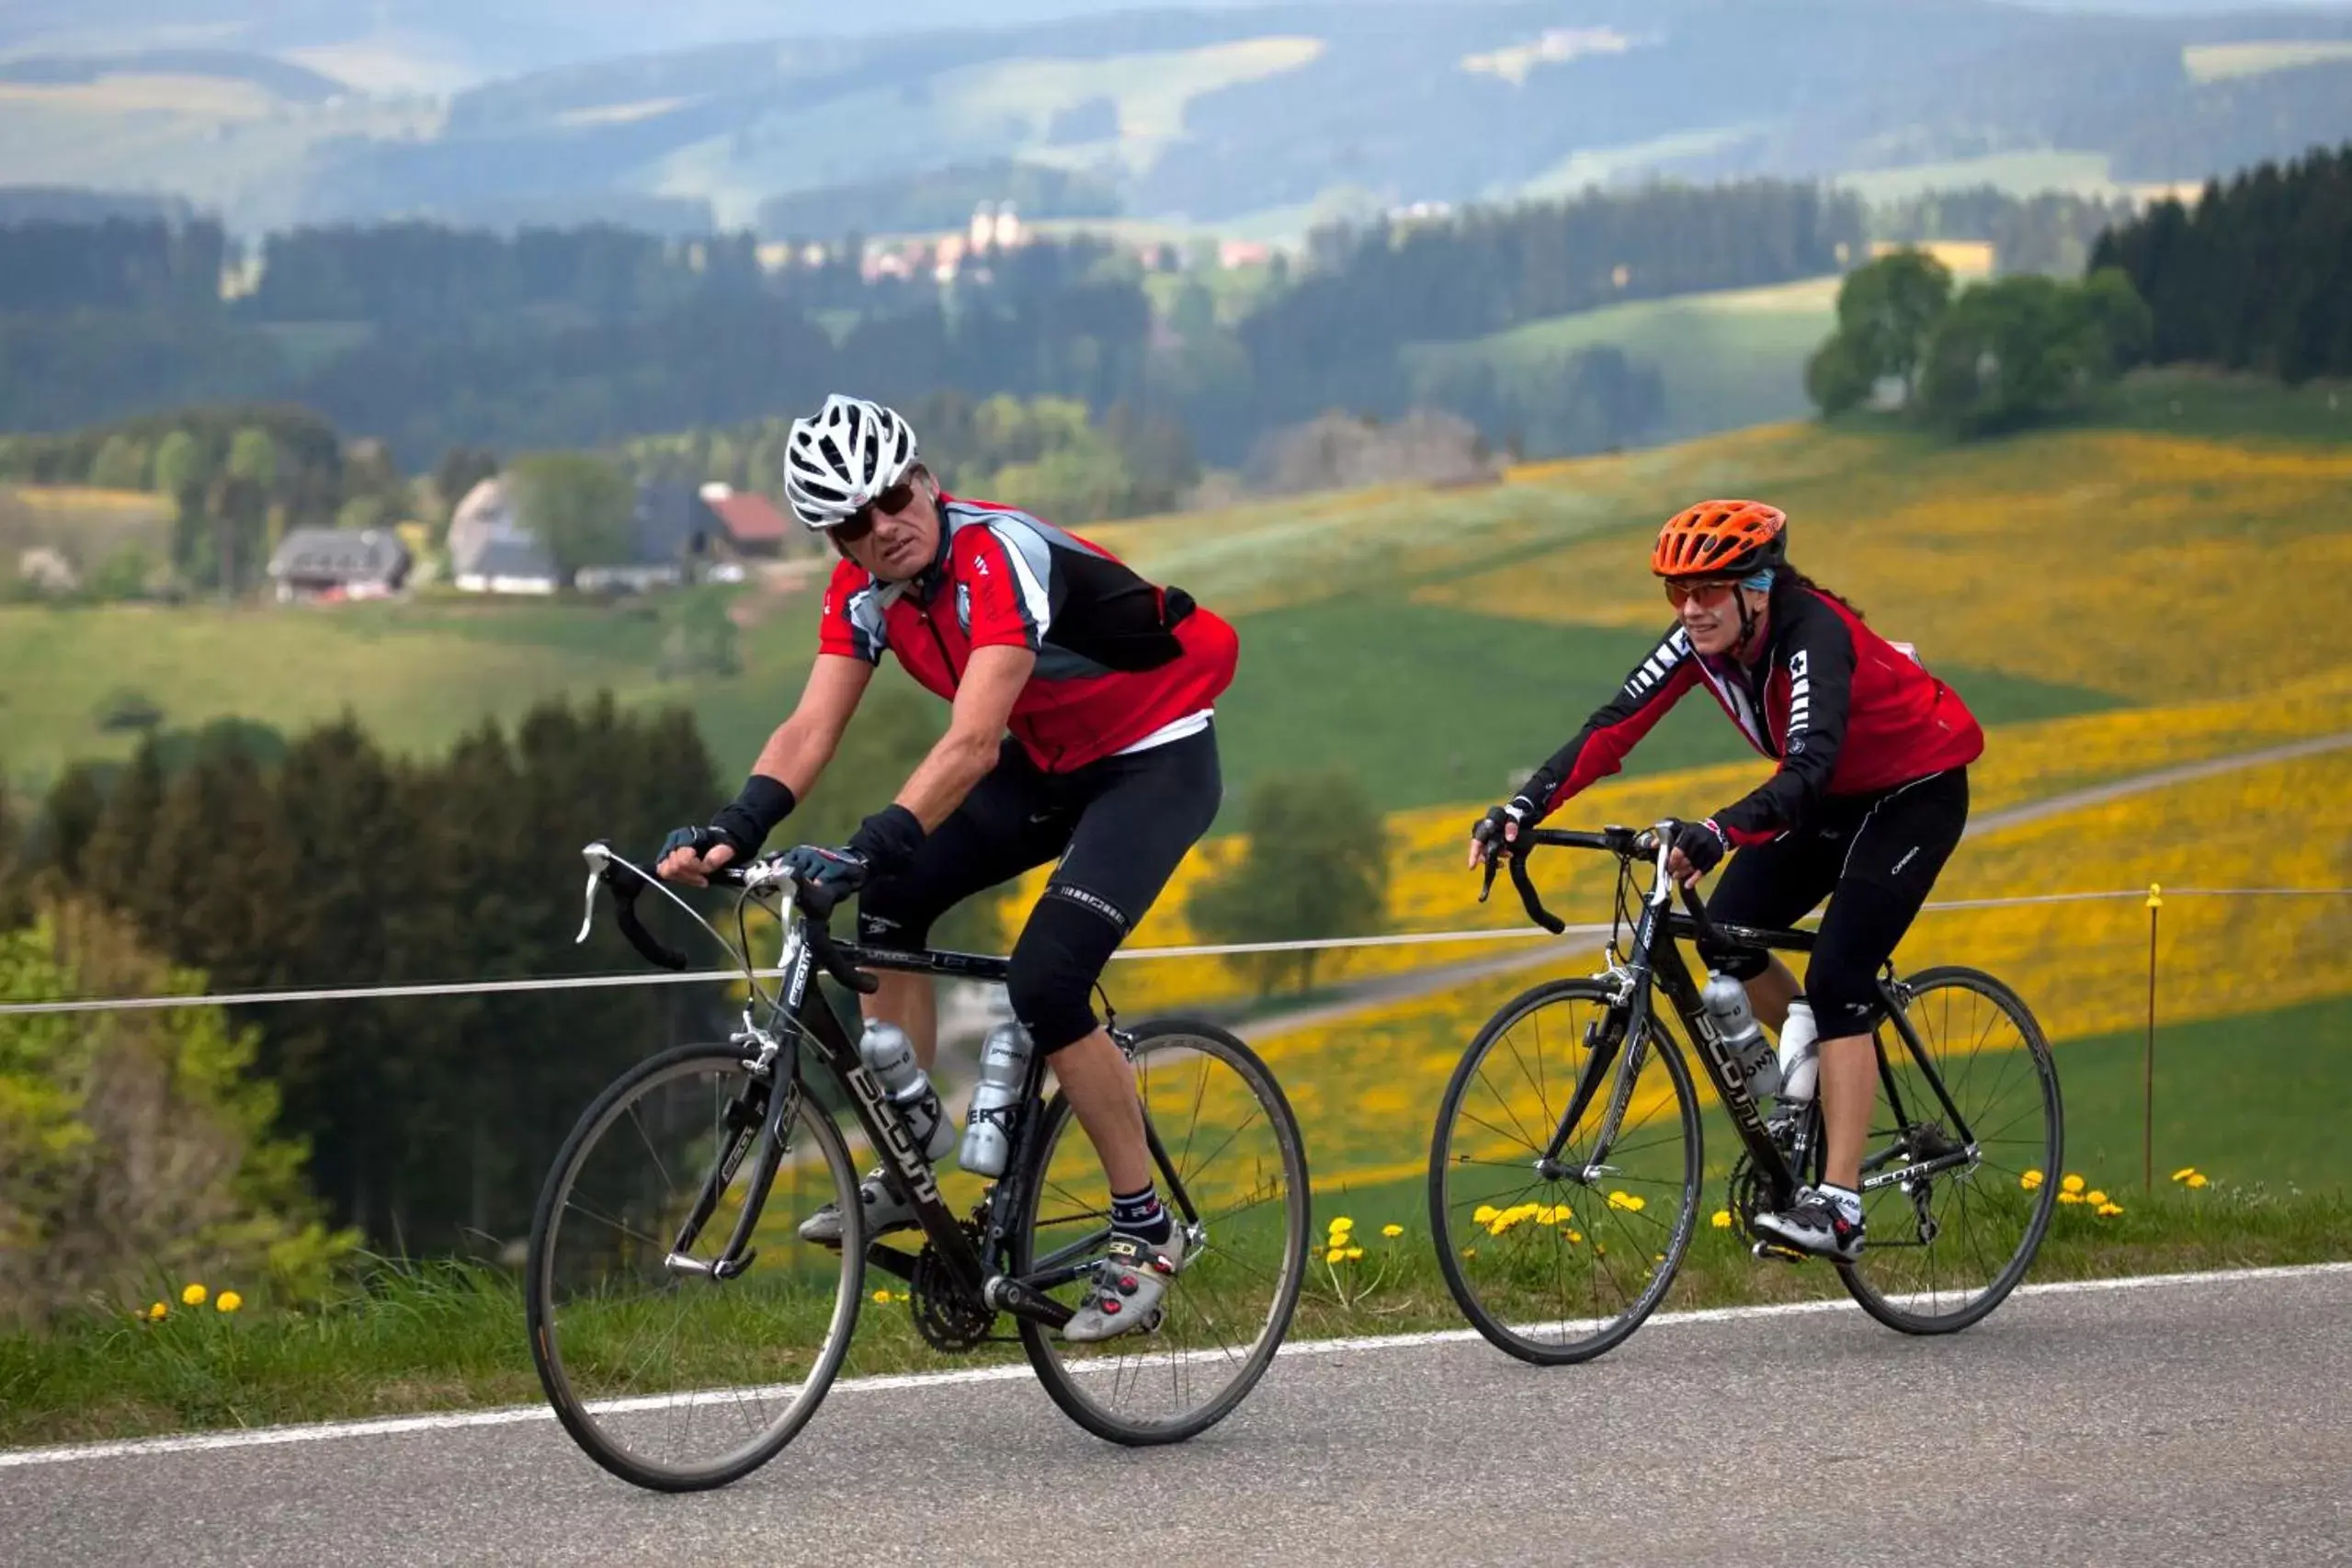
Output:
[663, 774, 798, 863]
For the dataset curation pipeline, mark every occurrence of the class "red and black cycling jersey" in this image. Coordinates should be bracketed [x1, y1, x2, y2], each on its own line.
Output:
[818, 494, 1240, 773]
[1519, 581, 1984, 845]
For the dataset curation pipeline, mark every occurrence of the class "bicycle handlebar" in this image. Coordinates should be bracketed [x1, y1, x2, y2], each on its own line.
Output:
[579, 842, 880, 996]
[1475, 821, 1729, 949]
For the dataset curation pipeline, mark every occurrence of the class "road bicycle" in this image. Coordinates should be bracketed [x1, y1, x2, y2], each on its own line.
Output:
[1428, 823, 2062, 1365]
[525, 841, 1310, 1491]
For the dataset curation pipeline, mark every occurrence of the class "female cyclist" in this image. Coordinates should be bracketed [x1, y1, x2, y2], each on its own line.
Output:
[1467, 499, 1984, 1259]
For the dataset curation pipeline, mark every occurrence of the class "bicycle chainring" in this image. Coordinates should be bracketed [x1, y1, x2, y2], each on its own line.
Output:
[908, 1216, 996, 1353]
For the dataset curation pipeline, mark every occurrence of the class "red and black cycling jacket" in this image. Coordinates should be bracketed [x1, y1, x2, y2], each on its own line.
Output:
[816, 494, 1239, 773]
[1518, 581, 1985, 845]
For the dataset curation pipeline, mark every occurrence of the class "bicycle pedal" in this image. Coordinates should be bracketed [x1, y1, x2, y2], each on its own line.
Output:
[1751, 1239, 1810, 1266]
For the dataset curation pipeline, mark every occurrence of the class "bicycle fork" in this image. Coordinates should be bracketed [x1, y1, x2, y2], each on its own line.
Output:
[664, 1018, 803, 1281]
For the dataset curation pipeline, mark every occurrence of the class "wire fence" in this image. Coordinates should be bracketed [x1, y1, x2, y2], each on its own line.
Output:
[6, 884, 2348, 1209]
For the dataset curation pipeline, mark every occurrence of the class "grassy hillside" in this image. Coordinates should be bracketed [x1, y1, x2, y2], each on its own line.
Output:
[6, 369, 2342, 804]
[1402, 276, 1847, 450]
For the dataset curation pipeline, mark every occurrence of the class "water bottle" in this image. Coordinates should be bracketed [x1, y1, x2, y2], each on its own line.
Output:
[957, 1022, 1034, 1178]
[858, 1019, 957, 1162]
[1700, 971, 1781, 1101]
[1776, 999, 1820, 1105]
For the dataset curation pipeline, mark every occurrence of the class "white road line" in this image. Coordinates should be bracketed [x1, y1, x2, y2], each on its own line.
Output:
[5, 1259, 2346, 1471]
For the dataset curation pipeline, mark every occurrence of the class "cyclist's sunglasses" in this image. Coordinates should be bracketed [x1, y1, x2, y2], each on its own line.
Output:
[1662, 577, 1745, 608]
[834, 474, 920, 544]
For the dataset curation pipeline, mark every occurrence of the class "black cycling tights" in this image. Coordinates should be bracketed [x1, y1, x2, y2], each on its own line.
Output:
[1704, 767, 1970, 1037]
[856, 727, 1222, 1053]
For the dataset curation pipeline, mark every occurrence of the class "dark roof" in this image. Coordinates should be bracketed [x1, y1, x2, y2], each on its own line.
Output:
[705, 488, 791, 543]
[459, 536, 558, 582]
[267, 527, 409, 582]
[629, 482, 722, 564]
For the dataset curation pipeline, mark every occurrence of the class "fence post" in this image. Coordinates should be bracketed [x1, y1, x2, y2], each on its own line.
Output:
[2144, 882, 2161, 1196]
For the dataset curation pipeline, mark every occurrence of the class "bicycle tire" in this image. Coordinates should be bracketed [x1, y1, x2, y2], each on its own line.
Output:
[526, 1041, 865, 1491]
[1428, 977, 1703, 1366]
[1835, 964, 2062, 1335]
[1013, 1017, 1311, 1446]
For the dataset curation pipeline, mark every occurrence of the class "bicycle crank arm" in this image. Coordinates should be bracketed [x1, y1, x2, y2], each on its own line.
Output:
[863, 1244, 920, 1283]
[984, 1273, 1075, 1329]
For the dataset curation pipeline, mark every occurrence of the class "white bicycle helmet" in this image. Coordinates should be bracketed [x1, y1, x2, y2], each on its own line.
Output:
[783, 393, 921, 530]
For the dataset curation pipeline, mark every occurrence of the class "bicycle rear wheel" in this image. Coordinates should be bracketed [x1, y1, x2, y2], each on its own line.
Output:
[1835, 965, 2062, 1335]
[526, 1041, 864, 1491]
[1429, 978, 1702, 1365]
[1014, 1017, 1310, 1446]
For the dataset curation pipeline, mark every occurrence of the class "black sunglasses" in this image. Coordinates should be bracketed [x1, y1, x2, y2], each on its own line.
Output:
[835, 475, 919, 544]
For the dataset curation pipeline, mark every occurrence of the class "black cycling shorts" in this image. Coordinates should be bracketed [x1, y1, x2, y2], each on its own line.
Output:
[1705, 767, 1970, 1035]
[857, 726, 1221, 1051]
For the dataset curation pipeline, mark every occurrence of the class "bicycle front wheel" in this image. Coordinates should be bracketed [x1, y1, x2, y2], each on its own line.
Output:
[1429, 978, 1703, 1365]
[1836, 965, 2063, 1335]
[1014, 1017, 1310, 1446]
[526, 1041, 865, 1491]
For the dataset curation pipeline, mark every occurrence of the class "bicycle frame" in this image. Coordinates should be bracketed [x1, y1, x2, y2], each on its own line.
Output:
[577, 841, 1207, 1335]
[1491, 825, 1988, 1219]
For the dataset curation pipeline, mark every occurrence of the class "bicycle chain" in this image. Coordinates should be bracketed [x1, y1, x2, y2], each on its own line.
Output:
[908, 1214, 996, 1352]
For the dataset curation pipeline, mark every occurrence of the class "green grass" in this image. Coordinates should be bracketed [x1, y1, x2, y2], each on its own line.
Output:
[1831, 151, 2128, 205]
[1211, 591, 2119, 812]
[2097, 368, 2352, 446]
[2182, 40, 2352, 83]
[1402, 277, 1845, 449]
[2046, 993, 2352, 1195]
[0, 594, 817, 793]
[4, 1183, 2343, 1451]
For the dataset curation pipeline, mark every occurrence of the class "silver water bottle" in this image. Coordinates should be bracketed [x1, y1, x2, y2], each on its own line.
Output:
[1700, 971, 1782, 1102]
[957, 1022, 1034, 1178]
[858, 1019, 957, 1161]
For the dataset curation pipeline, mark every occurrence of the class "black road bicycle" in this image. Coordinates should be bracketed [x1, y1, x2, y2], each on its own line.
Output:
[525, 843, 1311, 1492]
[1428, 824, 2062, 1366]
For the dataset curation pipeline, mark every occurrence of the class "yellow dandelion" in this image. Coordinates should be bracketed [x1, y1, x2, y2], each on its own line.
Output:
[2187, 1174, 2210, 1188]
[215, 1291, 243, 1314]
[2086, 1190, 2108, 1207]
[2171, 1167, 2198, 1183]
[1325, 1247, 1347, 1265]
[2020, 1170, 2044, 1190]
[181, 1283, 208, 1307]
[2096, 1202, 2125, 1217]
[2061, 1175, 2085, 1195]
[1328, 1216, 1354, 1234]
[1343, 1246, 1364, 1262]
[147, 1301, 167, 1321]
[1460, 1246, 1478, 1259]
[1381, 1224, 1403, 1238]
[1565, 1231, 1583, 1244]
[2057, 1191, 2085, 1205]
[1472, 1204, 1499, 1225]
[1711, 1210, 1733, 1229]
[872, 1288, 892, 1303]
[1606, 1191, 1645, 1212]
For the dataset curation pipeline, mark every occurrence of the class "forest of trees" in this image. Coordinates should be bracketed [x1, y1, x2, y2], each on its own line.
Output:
[2091, 141, 2352, 382]
[1805, 249, 2153, 435]
[0, 676, 1017, 1267]
[0, 178, 1878, 472]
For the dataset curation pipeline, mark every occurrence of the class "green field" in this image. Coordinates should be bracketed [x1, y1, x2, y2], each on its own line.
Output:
[1401, 277, 1844, 449]
[4, 369, 2331, 806]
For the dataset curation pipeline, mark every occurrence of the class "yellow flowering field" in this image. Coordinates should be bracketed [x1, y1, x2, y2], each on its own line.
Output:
[1046, 670, 2352, 1023]
[1414, 431, 2352, 701]
[1207, 746, 2352, 1188]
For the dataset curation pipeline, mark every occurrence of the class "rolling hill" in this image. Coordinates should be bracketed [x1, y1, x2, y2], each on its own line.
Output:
[4, 0, 2352, 237]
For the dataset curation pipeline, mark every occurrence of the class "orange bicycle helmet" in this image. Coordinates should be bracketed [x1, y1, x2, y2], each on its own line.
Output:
[1652, 499, 1788, 579]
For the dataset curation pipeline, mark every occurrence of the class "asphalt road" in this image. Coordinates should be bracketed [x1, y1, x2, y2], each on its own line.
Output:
[6, 1263, 2348, 1568]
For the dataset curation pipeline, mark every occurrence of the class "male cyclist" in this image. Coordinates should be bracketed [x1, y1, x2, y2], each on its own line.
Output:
[658, 393, 1238, 1341]
[1469, 500, 1983, 1260]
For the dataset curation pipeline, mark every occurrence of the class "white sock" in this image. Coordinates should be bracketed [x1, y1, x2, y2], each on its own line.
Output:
[1816, 1183, 1863, 1224]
